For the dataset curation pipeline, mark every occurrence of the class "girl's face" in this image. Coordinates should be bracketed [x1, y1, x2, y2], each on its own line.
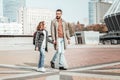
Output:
[39, 22, 45, 30]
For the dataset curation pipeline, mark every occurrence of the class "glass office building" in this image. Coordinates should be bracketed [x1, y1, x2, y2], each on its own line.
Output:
[3, 0, 26, 22]
[89, 1, 97, 24]
[0, 0, 3, 16]
[89, 0, 112, 24]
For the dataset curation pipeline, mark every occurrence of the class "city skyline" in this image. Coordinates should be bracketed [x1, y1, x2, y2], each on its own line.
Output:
[3, 0, 26, 22]
[0, 0, 89, 25]
[89, 1, 111, 24]
[26, 0, 89, 24]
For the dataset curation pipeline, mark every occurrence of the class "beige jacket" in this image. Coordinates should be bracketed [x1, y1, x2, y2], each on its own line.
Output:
[51, 19, 70, 50]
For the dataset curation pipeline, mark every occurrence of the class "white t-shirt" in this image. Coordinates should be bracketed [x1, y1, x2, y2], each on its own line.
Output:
[41, 30, 46, 49]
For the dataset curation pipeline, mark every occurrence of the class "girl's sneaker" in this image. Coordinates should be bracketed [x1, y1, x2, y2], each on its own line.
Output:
[37, 67, 46, 72]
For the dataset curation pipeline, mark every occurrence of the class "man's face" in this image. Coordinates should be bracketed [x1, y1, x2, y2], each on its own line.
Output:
[56, 11, 62, 19]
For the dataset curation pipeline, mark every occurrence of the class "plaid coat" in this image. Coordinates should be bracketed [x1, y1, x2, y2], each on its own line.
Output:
[35, 30, 52, 52]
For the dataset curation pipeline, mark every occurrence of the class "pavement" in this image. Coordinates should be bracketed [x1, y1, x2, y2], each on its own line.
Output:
[0, 45, 120, 80]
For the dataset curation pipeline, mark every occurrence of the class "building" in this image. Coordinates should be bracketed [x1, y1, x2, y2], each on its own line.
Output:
[0, 16, 8, 23]
[100, 0, 120, 44]
[0, 0, 3, 16]
[100, 0, 114, 3]
[89, 0, 111, 24]
[18, 8, 55, 35]
[0, 23, 22, 35]
[104, 0, 120, 32]
[3, 0, 26, 22]
[75, 31, 100, 44]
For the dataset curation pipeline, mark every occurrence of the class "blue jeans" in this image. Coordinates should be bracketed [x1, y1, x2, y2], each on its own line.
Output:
[52, 38, 66, 67]
[38, 48, 45, 68]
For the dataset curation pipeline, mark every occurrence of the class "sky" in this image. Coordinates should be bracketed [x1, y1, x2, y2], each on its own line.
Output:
[0, 0, 89, 24]
[27, 0, 89, 24]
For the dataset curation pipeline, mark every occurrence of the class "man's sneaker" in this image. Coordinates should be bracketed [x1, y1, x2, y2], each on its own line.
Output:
[37, 67, 46, 72]
[50, 61, 55, 68]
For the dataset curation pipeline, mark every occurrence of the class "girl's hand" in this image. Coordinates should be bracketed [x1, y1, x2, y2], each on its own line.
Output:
[35, 47, 39, 51]
[53, 40, 57, 44]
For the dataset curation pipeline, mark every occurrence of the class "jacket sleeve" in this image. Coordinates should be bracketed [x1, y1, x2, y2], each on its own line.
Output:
[35, 31, 39, 48]
[65, 23, 70, 40]
[51, 20, 55, 41]
[46, 30, 53, 44]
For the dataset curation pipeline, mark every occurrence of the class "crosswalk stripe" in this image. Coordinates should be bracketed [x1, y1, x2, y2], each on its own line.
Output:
[69, 62, 120, 71]
[60, 71, 120, 80]
[0, 72, 59, 80]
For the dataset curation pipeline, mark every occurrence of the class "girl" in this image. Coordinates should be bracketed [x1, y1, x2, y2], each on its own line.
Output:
[35, 21, 52, 72]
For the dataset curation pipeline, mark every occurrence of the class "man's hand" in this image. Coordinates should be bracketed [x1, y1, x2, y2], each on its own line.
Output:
[35, 47, 39, 51]
[53, 40, 57, 44]
[68, 40, 70, 44]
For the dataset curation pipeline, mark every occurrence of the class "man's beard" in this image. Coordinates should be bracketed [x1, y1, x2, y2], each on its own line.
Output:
[56, 16, 61, 19]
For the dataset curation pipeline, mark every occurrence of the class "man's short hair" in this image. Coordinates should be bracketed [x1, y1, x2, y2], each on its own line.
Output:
[56, 9, 62, 13]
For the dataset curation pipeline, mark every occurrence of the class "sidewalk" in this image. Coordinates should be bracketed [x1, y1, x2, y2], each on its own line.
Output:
[0, 45, 120, 80]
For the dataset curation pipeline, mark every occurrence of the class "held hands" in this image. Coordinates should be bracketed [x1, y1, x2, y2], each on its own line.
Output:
[53, 40, 57, 44]
[35, 47, 39, 51]
[68, 40, 70, 44]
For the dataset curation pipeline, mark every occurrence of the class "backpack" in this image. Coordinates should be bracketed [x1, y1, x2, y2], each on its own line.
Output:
[33, 31, 37, 45]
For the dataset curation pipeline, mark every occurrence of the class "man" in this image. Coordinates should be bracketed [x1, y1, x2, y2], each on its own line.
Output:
[50, 9, 70, 70]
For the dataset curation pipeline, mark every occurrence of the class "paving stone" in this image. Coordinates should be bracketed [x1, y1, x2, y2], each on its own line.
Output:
[0, 45, 120, 79]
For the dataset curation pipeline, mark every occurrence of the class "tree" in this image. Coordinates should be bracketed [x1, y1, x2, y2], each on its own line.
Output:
[67, 22, 75, 37]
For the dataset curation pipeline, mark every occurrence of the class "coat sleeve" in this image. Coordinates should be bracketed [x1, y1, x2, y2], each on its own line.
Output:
[65, 23, 70, 40]
[35, 31, 44, 50]
[46, 30, 53, 44]
[35, 31, 39, 48]
[51, 20, 55, 41]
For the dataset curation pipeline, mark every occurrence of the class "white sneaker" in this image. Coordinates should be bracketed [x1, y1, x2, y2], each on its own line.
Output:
[37, 67, 46, 72]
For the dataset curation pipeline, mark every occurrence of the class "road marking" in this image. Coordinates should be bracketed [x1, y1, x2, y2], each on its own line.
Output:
[0, 71, 31, 74]
[46, 75, 59, 80]
[60, 71, 120, 80]
[0, 72, 59, 80]
[0, 64, 37, 70]
[69, 62, 120, 71]
[0, 64, 59, 79]
[0, 61, 120, 79]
